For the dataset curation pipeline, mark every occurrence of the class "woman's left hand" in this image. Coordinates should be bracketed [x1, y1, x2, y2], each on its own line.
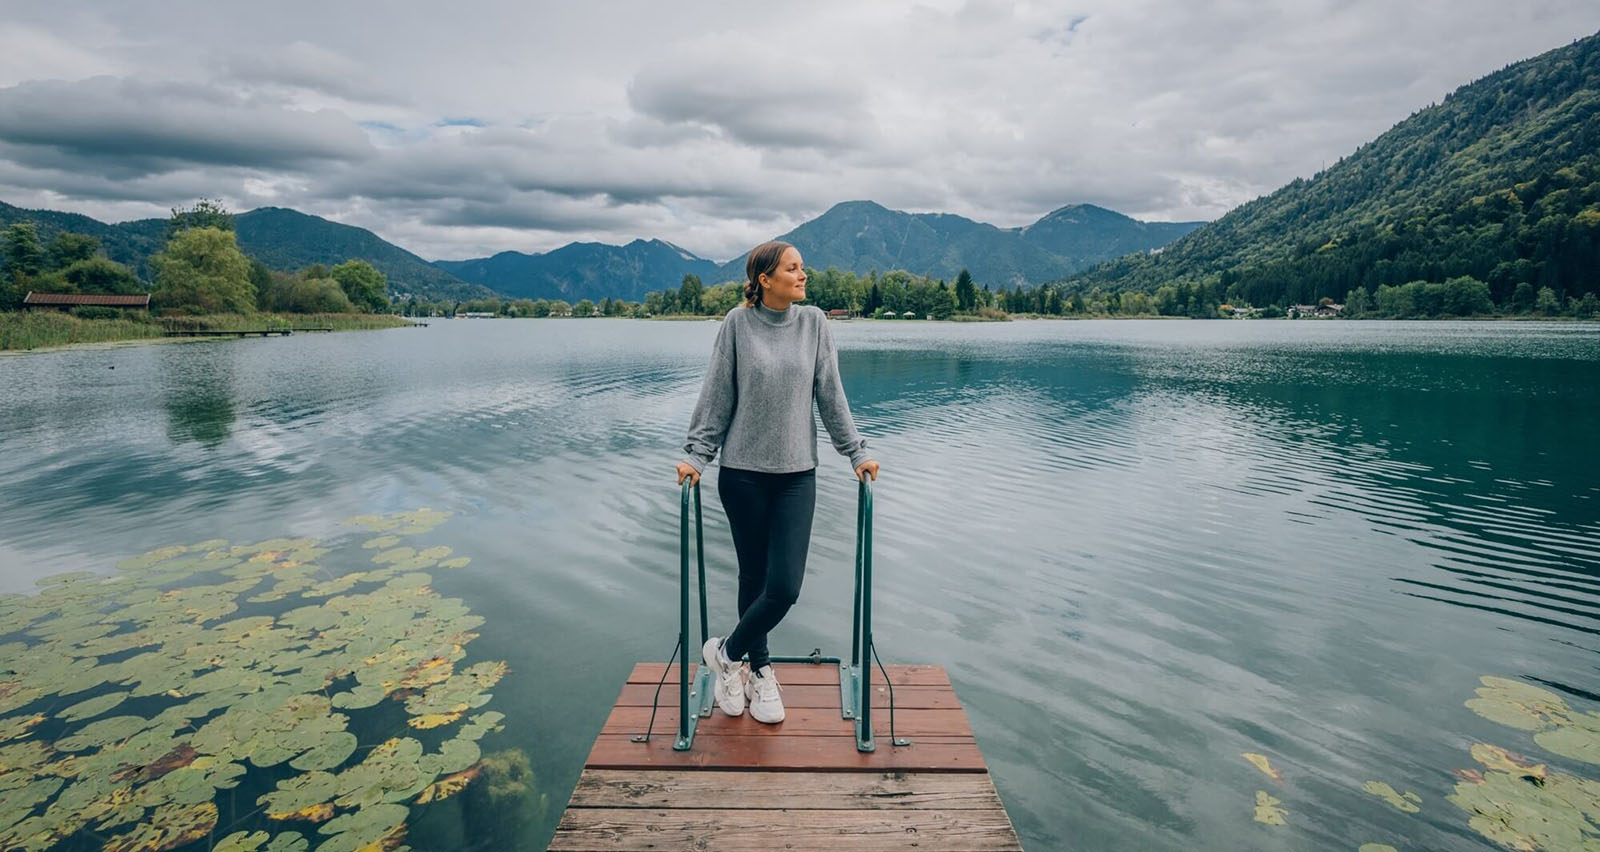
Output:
[855, 460, 880, 482]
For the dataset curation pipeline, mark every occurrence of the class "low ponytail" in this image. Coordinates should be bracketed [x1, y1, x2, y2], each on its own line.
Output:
[743, 241, 793, 309]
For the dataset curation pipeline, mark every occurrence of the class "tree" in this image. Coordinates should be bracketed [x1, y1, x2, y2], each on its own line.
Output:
[548, 299, 571, 316]
[1576, 292, 1600, 319]
[573, 298, 596, 317]
[1344, 286, 1372, 317]
[954, 269, 975, 312]
[1441, 276, 1493, 316]
[1510, 281, 1537, 314]
[679, 274, 704, 315]
[2, 222, 45, 279]
[61, 258, 142, 295]
[168, 199, 235, 238]
[1535, 285, 1560, 315]
[150, 227, 256, 314]
[48, 233, 100, 270]
[286, 277, 354, 313]
[330, 259, 389, 312]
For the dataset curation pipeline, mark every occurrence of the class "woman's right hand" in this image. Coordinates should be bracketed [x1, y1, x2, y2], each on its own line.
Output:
[676, 462, 701, 486]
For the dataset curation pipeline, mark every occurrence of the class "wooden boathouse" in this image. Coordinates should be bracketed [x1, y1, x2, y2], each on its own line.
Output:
[548, 481, 1023, 851]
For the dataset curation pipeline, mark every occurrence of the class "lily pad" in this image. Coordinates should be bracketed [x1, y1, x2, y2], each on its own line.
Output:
[1362, 780, 1421, 813]
[1252, 790, 1286, 825]
[261, 771, 341, 816]
[331, 684, 387, 710]
[1534, 723, 1600, 766]
[101, 801, 216, 852]
[215, 830, 271, 852]
[1467, 676, 1571, 732]
[289, 732, 358, 772]
[1449, 760, 1600, 851]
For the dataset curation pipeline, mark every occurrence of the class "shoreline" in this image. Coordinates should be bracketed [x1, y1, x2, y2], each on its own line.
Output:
[0, 312, 417, 353]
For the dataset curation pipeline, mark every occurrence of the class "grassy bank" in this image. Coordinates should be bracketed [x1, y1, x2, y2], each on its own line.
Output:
[0, 311, 414, 352]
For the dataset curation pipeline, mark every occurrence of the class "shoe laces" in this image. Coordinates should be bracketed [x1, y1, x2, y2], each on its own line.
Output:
[751, 668, 780, 702]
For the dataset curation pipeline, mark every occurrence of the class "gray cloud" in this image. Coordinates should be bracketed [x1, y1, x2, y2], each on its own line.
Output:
[0, 1, 1594, 261]
[0, 76, 375, 177]
[217, 41, 407, 106]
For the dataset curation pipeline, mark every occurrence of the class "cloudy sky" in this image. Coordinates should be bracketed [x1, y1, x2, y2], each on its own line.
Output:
[0, 2, 1595, 262]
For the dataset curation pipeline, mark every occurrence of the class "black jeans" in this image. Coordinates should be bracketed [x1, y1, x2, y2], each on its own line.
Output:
[718, 467, 817, 672]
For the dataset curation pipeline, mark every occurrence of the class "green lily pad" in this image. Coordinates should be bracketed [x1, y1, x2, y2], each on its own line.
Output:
[260, 771, 340, 815]
[436, 737, 481, 775]
[1449, 761, 1600, 851]
[55, 715, 150, 752]
[315, 802, 408, 852]
[215, 830, 271, 852]
[457, 711, 506, 742]
[267, 832, 309, 852]
[55, 689, 126, 722]
[331, 684, 387, 710]
[363, 535, 402, 550]
[1534, 723, 1600, 766]
[1362, 780, 1421, 813]
[439, 557, 471, 569]
[289, 732, 358, 772]
[1466, 676, 1571, 732]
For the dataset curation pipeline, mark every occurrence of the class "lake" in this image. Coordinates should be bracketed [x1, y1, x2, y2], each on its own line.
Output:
[1, 318, 1597, 851]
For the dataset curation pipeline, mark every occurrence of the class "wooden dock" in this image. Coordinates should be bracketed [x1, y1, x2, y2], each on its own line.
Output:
[163, 328, 293, 337]
[550, 662, 1022, 851]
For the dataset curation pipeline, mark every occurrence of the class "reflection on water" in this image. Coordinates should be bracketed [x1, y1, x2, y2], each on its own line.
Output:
[0, 319, 1597, 851]
[162, 344, 238, 446]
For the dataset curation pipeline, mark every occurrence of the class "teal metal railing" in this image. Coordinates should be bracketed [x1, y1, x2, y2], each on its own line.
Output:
[634, 476, 906, 753]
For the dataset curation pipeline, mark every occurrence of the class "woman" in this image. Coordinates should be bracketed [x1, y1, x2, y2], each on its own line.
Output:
[675, 240, 880, 724]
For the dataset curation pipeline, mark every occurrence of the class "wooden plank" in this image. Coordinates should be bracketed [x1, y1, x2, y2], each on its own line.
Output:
[628, 662, 951, 688]
[548, 807, 1022, 851]
[566, 769, 1005, 810]
[602, 706, 973, 738]
[613, 683, 962, 710]
[585, 734, 985, 772]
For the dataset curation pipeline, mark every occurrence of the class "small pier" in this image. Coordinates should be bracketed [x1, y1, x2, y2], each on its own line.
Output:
[552, 479, 1022, 849]
[164, 328, 293, 337]
[550, 661, 1021, 850]
[162, 327, 334, 337]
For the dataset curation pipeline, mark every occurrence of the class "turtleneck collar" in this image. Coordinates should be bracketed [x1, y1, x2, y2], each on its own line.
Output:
[753, 300, 797, 326]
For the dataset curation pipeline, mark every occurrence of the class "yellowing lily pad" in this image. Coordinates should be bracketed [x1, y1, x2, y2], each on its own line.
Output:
[1242, 752, 1282, 782]
[1253, 790, 1286, 825]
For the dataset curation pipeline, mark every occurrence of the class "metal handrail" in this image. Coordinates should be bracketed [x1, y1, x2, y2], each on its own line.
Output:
[634, 474, 904, 753]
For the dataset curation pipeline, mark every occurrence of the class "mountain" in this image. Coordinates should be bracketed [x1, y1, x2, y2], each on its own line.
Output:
[435, 238, 721, 303]
[232, 208, 494, 301]
[0, 200, 166, 275]
[1064, 31, 1600, 308]
[0, 202, 493, 302]
[711, 200, 1203, 287]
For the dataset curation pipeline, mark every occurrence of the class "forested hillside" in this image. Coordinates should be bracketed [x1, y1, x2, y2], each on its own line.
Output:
[1065, 32, 1600, 313]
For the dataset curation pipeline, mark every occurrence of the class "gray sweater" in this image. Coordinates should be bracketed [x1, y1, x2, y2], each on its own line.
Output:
[682, 302, 872, 474]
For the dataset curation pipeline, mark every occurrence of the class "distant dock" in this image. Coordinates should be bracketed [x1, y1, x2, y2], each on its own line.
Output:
[549, 661, 1022, 851]
[162, 327, 336, 338]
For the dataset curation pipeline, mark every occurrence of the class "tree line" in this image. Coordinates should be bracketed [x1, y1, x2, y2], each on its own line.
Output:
[1, 201, 392, 316]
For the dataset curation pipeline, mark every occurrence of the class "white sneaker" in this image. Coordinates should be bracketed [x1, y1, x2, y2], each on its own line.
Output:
[745, 664, 785, 724]
[702, 637, 745, 716]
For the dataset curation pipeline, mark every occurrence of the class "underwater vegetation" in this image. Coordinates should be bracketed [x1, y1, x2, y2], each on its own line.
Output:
[0, 509, 539, 852]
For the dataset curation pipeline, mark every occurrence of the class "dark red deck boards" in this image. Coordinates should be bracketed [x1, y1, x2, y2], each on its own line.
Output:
[589, 663, 983, 772]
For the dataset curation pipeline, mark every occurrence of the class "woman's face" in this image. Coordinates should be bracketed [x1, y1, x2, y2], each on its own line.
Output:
[760, 247, 807, 305]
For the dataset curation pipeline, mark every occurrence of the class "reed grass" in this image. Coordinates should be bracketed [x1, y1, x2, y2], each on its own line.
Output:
[1, 311, 415, 351]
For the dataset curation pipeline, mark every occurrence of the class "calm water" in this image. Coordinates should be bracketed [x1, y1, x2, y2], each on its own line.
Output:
[2, 318, 1598, 850]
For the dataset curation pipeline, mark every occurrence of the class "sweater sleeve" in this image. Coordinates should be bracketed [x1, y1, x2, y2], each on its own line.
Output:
[813, 313, 872, 470]
[681, 317, 736, 473]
